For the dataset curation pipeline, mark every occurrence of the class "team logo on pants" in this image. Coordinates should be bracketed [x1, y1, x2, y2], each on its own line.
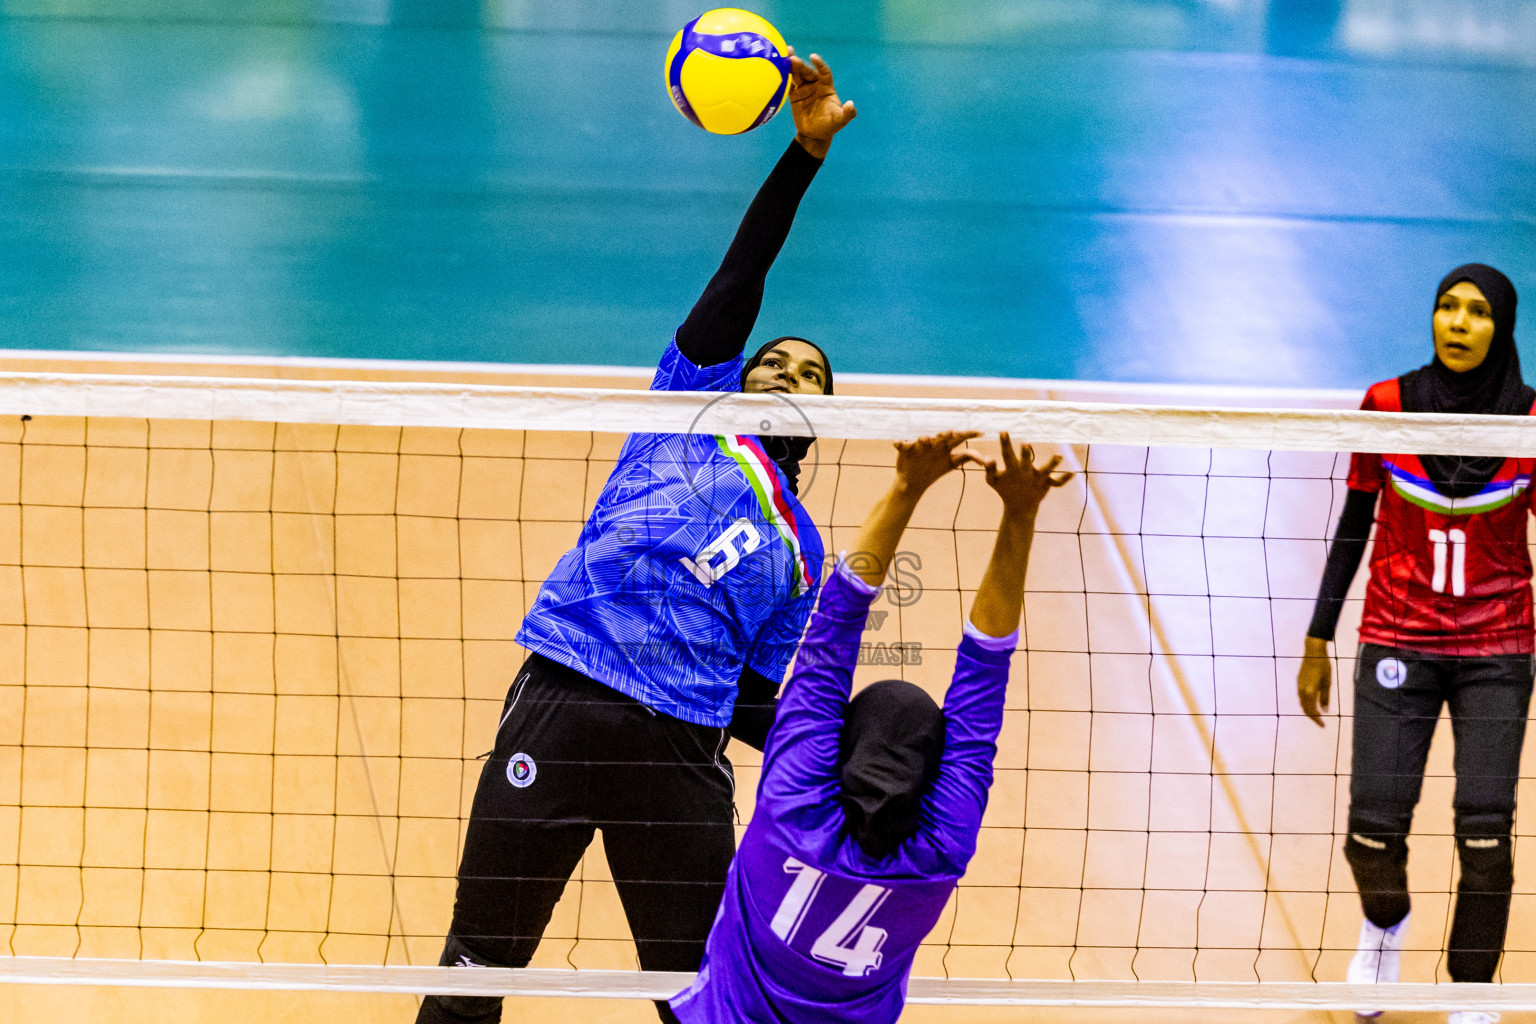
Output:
[507, 753, 537, 788]
[1376, 658, 1407, 690]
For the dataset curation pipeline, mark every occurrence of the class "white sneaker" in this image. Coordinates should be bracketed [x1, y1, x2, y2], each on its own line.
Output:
[1447, 1014, 1500, 1024]
[1347, 914, 1409, 1018]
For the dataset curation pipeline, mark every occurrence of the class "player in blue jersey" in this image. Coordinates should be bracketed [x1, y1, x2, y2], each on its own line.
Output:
[416, 51, 857, 1024]
[669, 431, 1071, 1024]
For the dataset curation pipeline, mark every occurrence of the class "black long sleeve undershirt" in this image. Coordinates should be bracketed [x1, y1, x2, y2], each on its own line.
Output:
[674, 140, 823, 369]
[685, 142, 822, 751]
[1307, 488, 1379, 642]
[727, 665, 779, 752]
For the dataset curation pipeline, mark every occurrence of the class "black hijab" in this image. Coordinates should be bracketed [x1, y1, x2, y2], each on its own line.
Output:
[741, 336, 833, 496]
[838, 679, 946, 860]
[1399, 263, 1531, 499]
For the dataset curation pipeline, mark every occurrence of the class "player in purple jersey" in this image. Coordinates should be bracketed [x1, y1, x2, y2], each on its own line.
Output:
[417, 50, 857, 1024]
[670, 431, 1071, 1024]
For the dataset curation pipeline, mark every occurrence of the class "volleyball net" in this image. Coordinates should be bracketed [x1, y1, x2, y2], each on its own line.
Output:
[4, 372, 1536, 1011]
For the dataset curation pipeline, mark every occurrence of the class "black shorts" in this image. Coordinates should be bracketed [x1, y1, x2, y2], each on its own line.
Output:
[1349, 641, 1534, 837]
[442, 653, 737, 971]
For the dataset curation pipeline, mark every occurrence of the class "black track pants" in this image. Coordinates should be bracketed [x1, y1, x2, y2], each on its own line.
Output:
[1344, 642, 1534, 982]
[416, 655, 737, 1023]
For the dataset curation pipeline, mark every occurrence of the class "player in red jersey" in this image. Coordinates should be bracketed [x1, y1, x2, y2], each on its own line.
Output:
[1298, 264, 1533, 1023]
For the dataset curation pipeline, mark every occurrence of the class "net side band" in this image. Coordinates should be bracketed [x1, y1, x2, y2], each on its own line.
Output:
[0, 371, 1528, 455]
[1, 958, 1534, 1009]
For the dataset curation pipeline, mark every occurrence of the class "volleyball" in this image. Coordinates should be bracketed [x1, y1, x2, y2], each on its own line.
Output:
[666, 8, 792, 135]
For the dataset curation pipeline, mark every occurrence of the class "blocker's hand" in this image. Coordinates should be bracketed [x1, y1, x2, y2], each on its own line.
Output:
[787, 49, 856, 158]
[1297, 635, 1333, 727]
[894, 432, 982, 496]
[980, 433, 1073, 517]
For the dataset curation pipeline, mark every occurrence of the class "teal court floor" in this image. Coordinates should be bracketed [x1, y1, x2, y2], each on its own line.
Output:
[0, 0, 1532, 386]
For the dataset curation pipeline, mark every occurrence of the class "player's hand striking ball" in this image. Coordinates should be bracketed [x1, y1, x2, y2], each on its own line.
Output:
[665, 9, 857, 141]
[787, 50, 856, 159]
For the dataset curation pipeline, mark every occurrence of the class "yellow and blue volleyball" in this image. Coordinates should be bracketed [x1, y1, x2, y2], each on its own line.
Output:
[666, 9, 792, 135]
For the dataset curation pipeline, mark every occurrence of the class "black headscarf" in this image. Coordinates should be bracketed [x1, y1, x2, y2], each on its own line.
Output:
[837, 679, 946, 860]
[1399, 263, 1531, 499]
[741, 336, 833, 496]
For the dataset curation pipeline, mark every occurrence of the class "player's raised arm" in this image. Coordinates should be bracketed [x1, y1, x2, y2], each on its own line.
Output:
[921, 436, 1071, 858]
[672, 49, 854, 375]
[967, 434, 1071, 637]
[760, 433, 978, 780]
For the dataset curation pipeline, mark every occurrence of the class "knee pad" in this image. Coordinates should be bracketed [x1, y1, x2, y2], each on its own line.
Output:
[1456, 834, 1514, 895]
[1347, 806, 1412, 843]
[1344, 826, 1408, 873]
[1344, 828, 1410, 929]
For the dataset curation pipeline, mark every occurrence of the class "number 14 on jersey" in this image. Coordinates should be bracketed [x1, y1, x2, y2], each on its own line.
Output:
[769, 857, 891, 977]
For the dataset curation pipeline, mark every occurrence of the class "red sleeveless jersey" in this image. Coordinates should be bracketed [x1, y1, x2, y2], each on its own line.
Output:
[1347, 378, 1536, 656]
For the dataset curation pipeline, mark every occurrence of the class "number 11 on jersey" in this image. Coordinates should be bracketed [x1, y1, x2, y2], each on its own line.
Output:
[1428, 527, 1467, 596]
[769, 857, 892, 977]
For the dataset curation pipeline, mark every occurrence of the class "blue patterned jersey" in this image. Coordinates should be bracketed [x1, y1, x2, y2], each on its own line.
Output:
[515, 337, 824, 727]
[669, 564, 1014, 1023]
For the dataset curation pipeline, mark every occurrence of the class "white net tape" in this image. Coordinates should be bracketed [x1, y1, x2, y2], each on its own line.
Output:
[0, 370, 1530, 454]
[4, 956, 1536, 1010]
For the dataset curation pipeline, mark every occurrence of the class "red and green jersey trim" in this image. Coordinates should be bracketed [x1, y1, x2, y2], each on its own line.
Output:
[716, 435, 815, 598]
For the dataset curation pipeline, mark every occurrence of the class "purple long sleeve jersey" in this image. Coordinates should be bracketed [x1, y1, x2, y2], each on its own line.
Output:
[670, 562, 1016, 1024]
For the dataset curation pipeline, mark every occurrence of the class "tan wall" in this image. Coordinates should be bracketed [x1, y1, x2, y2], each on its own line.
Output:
[0, 355, 1528, 1021]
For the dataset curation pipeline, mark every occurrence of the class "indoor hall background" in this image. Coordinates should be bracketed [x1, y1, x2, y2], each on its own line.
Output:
[0, 0, 1535, 1022]
[0, 0, 1531, 384]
